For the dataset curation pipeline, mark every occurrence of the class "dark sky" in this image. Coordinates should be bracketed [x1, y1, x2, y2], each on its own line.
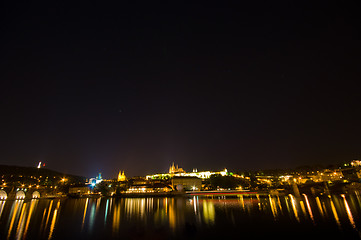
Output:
[1, 1, 361, 178]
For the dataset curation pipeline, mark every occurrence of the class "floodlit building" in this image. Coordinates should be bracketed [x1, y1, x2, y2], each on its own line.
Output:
[125, 183, 172, 193]
[169, 162, 185, 174]
[118, 171, 126, 181]
[146, 163, 229, 180]
[126, 185, 154, 193]
[88, 172, 103, 187]
[351, 160, 361, 167]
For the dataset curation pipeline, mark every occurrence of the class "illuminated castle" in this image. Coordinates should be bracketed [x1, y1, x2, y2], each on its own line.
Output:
[169, 163, 185, 174]
[118, 171, 126, 181]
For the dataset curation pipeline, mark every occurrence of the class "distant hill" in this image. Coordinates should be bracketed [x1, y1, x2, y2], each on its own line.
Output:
[0, 165, 86, 185]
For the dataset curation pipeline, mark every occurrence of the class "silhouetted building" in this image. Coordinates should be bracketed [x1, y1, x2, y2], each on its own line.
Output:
[172, 176, 202, 191]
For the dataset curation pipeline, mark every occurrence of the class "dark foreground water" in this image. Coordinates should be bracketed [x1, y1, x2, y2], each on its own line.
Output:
[1, 193, 361, 239]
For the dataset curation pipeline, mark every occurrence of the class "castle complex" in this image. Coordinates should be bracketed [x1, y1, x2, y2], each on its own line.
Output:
[146, 163, 229, 180]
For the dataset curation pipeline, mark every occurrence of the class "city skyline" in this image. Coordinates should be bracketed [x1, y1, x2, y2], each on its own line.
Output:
[1, 2, 361, 178]
[7, 158, 358, 180]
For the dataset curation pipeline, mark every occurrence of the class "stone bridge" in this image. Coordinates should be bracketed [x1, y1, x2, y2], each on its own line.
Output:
[0, 188, 45, 200]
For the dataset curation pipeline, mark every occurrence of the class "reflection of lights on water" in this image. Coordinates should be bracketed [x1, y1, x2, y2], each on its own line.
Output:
[329, 196, 341, 229]
[124, 198, 146, 219]
[276, 196, 283, 212]
[202, 200, 215, 225]
[288, 194, 299, 222]
[7, 199, 39, 240]
[299, 200, 307, 218]
[96, 198, 101, 212]
[0, 200, 6, 219]
[269, 195, 278, 219]
[302, 194, 314, 223]
[355, 191, 361, 207]
[284, 196, 291, 216]
[105, 199, 109, 224]
[168, 199, 176, 231]
[165, 198, 168, 215]
[238, 195, 245, 210]
[112, 200, 121, 233]
[315, 197, 324, 218]
[45, 200, 54, 231]
[23, 199, 38, 239]
[89, 200, 97, 231]
[39, 206, 47, 235]
[8, 200, 23, 239]
[4, 193, 361, 239]
[193, 196, 197, 214]
[82, 198, 89, 230]
[48, 208, 57, 239]
[48, 201, 60, 240]
[84, 198, 101, 231]
[15, 202, 27, 239]
[341, 194, 356, 228]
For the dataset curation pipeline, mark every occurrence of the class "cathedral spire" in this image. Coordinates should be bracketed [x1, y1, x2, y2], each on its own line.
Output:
[118, 170, 126, 181]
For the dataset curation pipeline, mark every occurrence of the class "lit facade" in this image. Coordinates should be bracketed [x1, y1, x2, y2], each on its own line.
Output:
[169, 162, 185, 174]
[118, 171, 126, 181]
[351, 160, 361, 167]
[126, 186, 154, 193]
[88, 173, 103, 187]
[146, 163, 229, 180]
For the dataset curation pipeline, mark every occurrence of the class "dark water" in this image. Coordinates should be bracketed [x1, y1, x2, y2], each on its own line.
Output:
[1, 193, 361, 239]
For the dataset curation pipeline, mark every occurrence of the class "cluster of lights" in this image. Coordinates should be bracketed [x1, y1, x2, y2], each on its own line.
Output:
[146, 168, 229, 180]
[126, 187, 154, 193]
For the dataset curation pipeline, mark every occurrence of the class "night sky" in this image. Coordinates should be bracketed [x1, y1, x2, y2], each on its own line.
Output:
[1, 2, 361, 178]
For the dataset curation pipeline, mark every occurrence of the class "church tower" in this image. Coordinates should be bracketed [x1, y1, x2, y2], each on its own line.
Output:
[169, 162, 185, 174]
[118, 170, 126, 181]
[169, 162, 176, 174]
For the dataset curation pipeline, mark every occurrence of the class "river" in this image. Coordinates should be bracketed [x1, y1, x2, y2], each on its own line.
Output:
[1, 193, 361, 239]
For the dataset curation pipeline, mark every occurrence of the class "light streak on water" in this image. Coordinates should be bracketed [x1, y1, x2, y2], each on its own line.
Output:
[15, 202, 27, 240]
[303, 194, 314, 223]
[289, 194, 299, 222]
[82, 198, 89, 230]
[104, 199, 109, 224]
[7, 200, 23, 239]
[48, 201, 60, 240]
[2, 193, 361, 239]
[342, 194, 356, 228]
[315, 197, 324, 218]
[269, 195, 278, 219]
[23, 199, 38, 239]
[329, 196, 341, 229]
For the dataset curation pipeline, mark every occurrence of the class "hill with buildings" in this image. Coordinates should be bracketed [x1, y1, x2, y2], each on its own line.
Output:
[0, 164, 86, 187]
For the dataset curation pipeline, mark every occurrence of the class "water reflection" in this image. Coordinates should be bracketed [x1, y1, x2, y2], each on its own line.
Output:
[5, 199, 38, 239]
[303, 194, 314, 223]
[342, 194, 356, 228]
[48, 201, 60, 240]
[1, 193, 361, 239]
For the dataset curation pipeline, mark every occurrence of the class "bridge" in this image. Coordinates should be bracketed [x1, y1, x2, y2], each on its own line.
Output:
[0, 187, 49, 200]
